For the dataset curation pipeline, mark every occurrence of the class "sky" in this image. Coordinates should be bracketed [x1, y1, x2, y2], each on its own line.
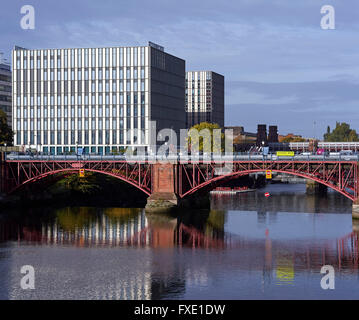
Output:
[1, 0, 359, 138]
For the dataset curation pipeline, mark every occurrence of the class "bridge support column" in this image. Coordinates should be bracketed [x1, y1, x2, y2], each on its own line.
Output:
[0, 152, 6, 198]
[353, 199, 359, 220]
[146, 163, 179, 213]
[306, 180, 327, 195]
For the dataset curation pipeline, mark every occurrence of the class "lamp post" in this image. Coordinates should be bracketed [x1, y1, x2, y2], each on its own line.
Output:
[262, 141, 265, 160]
[34, 134, 37, 156]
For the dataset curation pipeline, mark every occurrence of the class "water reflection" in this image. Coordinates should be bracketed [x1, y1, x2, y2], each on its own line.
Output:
[0, 184, 359, 299]
[0, 208, 228, 250]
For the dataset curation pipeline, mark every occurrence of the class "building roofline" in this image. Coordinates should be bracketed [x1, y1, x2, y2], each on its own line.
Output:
[13, 44, 185, 63]
[186, 70, 224, 77]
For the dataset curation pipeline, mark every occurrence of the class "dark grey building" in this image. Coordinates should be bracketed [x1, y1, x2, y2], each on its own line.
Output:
[0, 60, 12, 128]
[185, 71, 224, 128]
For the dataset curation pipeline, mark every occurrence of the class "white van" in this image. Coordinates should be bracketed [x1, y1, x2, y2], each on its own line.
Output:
[340, 150, 354, 160]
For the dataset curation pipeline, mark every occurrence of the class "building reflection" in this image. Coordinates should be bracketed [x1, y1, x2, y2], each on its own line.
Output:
[0, 207, 358, 299]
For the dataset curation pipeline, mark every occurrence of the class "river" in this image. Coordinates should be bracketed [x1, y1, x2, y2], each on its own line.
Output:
[0, 183, 358, 300]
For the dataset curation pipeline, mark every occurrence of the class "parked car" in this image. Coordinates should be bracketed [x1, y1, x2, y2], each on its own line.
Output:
[340, 150, 354, 160]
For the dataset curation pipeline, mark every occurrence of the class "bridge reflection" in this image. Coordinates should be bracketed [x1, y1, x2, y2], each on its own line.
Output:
[1, 208, 358, 267]
[0, 208, 358, 299]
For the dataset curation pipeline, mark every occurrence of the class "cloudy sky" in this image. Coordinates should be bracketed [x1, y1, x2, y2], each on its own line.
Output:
[1, 0, 358, 138]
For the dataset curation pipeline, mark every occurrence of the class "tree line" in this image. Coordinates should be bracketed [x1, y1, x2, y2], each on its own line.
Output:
[324, 122, 359, 142]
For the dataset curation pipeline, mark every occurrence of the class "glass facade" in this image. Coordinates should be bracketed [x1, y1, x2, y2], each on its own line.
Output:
[12, 46, 152, 154]
[185, 71, 224, 128]
[13, 44, 186, 154]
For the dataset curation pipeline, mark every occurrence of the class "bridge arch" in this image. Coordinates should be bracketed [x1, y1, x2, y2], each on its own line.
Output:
[8, 168, 151, 196]
[181, 169, 355, 201]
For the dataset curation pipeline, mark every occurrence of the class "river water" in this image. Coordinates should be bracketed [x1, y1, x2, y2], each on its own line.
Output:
[0, 183, 358, 300]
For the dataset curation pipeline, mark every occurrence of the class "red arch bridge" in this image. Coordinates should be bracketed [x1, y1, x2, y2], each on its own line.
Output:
[1, 156, 359, 215]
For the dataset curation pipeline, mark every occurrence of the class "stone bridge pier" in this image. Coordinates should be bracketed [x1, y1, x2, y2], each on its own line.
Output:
[145, 162, 209, 213]
[145, 163, 179, 213]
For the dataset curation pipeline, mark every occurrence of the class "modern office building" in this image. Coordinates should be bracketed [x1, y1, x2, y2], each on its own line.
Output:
[12, 42, 185, 154]
[185, 71, 224, 128]
[0, 59, 12, 128]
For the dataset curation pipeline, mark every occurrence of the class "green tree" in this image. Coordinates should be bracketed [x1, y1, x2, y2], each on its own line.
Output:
[323, 122, 359, 142]
[0, 109, 13, 145]
[55, 171, 101, 195]
[281, 136, 307, 143]
[187, 122, 225, 152]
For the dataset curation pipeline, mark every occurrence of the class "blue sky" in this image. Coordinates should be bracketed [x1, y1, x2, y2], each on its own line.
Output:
[1, 0, 358, 138]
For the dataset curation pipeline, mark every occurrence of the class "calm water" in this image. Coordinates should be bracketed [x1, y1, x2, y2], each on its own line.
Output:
[0, 183, 358, 300]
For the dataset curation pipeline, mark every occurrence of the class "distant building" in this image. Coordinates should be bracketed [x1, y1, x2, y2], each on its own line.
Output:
[225, 126, 256, 142]
[185, 71, 224, 128]
[225, 126, 256, 152]
[256, 124, 267, 146]
[278, 133, 307, 143]
[268, 125, 278, 143]
[0, 60, 12, 128]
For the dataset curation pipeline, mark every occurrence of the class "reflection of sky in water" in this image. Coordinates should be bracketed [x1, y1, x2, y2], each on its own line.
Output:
[225, 211, 353, 240]
[0, 184, 358, 299]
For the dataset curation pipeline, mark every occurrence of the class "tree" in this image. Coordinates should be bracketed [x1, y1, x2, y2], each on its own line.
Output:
[281, 136, 307, 143]
[187, 122, 225, 152]
[323, 122, 359, 142]
[0, 109, 13, 145]
[55, 172, 101, 195]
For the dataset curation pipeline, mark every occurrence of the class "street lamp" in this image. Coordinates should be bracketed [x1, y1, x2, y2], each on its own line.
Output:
[34, 134, 37, 155]
[261, 141, 265, 160]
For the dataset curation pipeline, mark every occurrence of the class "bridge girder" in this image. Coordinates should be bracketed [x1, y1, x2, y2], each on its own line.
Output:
[2, 160, 359, 202]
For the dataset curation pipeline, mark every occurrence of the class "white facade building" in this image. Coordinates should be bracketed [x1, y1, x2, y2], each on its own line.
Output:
[185, 71, 224, 128]
[12, 43, 185, 154]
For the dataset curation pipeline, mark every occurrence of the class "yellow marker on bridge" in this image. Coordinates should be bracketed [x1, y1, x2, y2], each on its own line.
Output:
[276, 151, 294, 157]
[79, 169, 85, 177]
